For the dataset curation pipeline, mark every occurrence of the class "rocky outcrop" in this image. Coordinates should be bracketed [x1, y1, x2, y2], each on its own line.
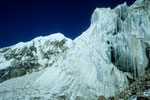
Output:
[107, 69, 150, 100]
[137, 96, 150, 100]
[98, 96, 106, 100]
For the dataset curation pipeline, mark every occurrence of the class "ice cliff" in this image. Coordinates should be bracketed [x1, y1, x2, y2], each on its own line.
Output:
[0, 0, 150, 100]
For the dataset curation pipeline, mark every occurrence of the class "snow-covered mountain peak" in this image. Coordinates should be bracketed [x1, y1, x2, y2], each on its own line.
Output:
[0, 33, 72, 83]
[11, 33, 72, 50]
[32, 33, 69, 42]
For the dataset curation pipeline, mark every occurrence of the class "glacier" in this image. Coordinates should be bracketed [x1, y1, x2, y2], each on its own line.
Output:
[0, 0, 150, 100]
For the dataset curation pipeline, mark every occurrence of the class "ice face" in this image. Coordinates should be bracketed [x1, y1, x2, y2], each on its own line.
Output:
[34, 1, 150, 99]
[90, 0, 150, 77]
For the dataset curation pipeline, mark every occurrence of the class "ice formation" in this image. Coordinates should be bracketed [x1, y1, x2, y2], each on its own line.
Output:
[0, 0, 150, 100]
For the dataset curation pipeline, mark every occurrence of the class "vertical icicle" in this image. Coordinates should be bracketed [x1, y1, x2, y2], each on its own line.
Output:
[132, 58, 134, 78]
[126, 44, 129, 73]
[148, 19, 149, 37]
[125, 47, 127, 72]
[135, 58, 137, 77]
[114, 36, 118, 65]
[114, 47, 117, 65]
[130, 15, 132, 33]
[133, 57, 137, 78]
[125, 44, 127, 73]
[120, 7, 122, 32]
[109, 76, 111, 96]
[129, 17, 131, 32]
[142, 57, 145, 75]
[104, 84, 106, 96]
[116, 15, 118, 34]
[148, 14, 149, 38]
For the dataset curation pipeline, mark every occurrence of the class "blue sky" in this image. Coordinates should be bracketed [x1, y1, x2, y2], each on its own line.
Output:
[0, 0, 135, 48]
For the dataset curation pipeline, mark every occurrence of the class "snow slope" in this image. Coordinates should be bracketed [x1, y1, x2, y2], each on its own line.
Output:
[0, 0, 150, 100]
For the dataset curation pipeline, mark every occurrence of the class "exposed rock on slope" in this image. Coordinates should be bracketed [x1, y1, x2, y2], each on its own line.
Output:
[0, 0, 150, 100]
[107, 69, 150, 100]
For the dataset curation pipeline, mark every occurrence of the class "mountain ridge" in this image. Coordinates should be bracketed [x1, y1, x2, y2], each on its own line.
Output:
[0, 33, 72, 83]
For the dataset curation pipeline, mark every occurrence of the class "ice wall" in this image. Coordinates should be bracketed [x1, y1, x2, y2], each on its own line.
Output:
[91, 0, 150, 77]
